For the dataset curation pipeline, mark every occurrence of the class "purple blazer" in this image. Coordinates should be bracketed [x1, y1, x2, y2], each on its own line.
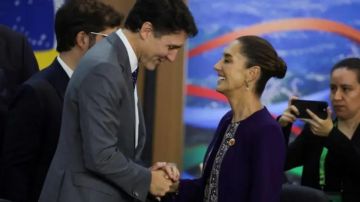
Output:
[168, 107, 285, 202]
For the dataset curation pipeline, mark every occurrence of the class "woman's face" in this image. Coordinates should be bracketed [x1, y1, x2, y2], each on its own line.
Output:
[330, 67, 360, 120]
[214, 41, 249, 95]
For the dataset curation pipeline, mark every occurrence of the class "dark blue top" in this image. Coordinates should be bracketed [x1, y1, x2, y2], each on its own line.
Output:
[167, 107, 285, 202]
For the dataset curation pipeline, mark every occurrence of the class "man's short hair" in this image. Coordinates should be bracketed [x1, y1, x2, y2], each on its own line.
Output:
[125, 0, 198, 38]
[55, 0, 123, 52]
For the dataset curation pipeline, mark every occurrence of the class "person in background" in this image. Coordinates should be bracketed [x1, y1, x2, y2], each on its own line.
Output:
[39, 0, 198, 202]
[0, 24, 39, 156]
[279, 57, 360, 202]
[165, 35, 287, 202]
[0, 1, 123, 201]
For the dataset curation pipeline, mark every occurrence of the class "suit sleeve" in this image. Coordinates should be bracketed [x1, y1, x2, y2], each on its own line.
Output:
[77, 64, 150, 202]
[1, 84, 43, 201]
[249, 124, 285, 202]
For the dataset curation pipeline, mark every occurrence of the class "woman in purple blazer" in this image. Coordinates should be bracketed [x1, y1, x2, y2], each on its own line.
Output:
[166, 35, 287, 202]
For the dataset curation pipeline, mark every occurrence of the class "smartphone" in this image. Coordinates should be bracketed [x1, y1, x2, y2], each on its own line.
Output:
[291, 99, 328, 119]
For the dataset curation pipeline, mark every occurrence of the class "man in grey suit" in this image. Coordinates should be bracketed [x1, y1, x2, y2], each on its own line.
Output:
[1, 1, 123, 201]
[39, 0, 198, 201]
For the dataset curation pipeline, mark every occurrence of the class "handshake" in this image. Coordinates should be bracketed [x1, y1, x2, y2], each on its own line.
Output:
[149, 162, 180, 198]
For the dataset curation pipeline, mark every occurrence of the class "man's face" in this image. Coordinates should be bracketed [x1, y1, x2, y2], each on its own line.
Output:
[140, 30, 187, 70]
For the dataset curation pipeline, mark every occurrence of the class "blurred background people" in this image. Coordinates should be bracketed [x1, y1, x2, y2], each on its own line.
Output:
[165, 35, 287, 202]
[0, 24, 39, 156]
[279, 57, 360, 202]
[0, 0, 123, 201]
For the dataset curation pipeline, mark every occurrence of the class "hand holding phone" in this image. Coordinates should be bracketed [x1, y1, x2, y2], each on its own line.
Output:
[291, 99, 328, 119]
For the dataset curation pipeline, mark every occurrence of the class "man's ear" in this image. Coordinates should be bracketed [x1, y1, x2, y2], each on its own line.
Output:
[75, 31, 89, 50]
[139, 21, 153, 40]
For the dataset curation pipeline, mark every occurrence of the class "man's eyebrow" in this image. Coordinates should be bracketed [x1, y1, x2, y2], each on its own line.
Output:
[168, 44, 182, 49]
[223, 53, 232, 58]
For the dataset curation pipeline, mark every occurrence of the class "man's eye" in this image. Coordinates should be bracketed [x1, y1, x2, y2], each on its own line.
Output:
[343, 87, 350, 92]
[168, 45, 178, 50]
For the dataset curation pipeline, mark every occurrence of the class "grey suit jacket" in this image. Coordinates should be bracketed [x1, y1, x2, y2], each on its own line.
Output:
[39, 32, 151, 202]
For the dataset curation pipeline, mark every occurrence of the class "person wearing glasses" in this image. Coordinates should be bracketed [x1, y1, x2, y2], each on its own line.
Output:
[0, 1, 123, 202]
[90, 31, 110, 38]
[39, 0, 198, 201]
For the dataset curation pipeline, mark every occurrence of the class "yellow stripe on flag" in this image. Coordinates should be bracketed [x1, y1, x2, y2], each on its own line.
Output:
[34, 49, 58, 70]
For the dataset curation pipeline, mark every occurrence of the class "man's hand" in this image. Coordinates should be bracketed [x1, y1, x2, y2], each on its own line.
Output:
[149, 162, 180, 199]
[150, 169, 172, 197]
[151, 162, 180, 182]
[169, 180, 179, 193]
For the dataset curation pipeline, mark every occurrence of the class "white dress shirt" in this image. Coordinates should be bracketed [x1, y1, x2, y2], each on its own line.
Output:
[116, 29, 139, 148]
[57, 55, 73, 78]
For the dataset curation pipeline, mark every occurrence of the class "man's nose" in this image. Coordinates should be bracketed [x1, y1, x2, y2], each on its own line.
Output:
[166, 49, 178, 62]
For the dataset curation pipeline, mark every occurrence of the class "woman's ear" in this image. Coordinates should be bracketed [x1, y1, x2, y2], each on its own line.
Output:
[75, 31, 90, 51]
[247, 65, 261, 82]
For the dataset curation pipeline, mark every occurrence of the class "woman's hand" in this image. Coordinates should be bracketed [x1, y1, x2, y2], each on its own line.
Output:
[303, 107, 333, 136]
[278, 96, 299, 127]
[150, 162, 180, 182]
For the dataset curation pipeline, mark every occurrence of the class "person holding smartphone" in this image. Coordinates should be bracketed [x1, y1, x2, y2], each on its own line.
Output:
[278, 57, 360, 202]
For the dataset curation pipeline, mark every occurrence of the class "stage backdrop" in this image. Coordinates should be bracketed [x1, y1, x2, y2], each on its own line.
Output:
[183, 0, 360, 180]
[0, 0, 64, 69]
[2, 0, 360, 181]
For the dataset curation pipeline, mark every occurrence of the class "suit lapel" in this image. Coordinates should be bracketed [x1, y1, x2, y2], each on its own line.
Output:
[135, 101, 146, 158]
[106, 33, 140, 154]
[106, 33, 134, 98]
[203, 112, 232, 177]
[106, 33, 135, 120]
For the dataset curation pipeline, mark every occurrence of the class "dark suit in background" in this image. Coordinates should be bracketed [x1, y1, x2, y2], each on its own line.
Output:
[1, 59, 68, 202]
[0, 24, 39, 155]
[0, 1, 123, 201]
[40, 0, 197, 200]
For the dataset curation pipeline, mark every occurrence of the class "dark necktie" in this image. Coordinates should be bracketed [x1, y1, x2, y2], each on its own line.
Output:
[131, 68, 138, 88]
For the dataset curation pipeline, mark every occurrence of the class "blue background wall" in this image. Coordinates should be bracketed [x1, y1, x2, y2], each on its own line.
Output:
[184, 0, 360, 178]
